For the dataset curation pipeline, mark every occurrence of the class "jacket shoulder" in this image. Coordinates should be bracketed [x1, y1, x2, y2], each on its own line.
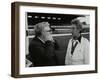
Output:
[29, 37, 42, 47]
[81, 37, 89, 45]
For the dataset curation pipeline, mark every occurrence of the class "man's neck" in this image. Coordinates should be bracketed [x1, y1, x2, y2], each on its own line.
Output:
[73, 34, 81, 42]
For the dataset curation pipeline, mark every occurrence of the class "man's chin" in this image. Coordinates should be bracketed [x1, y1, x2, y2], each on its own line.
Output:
[72, 36, 77, 39]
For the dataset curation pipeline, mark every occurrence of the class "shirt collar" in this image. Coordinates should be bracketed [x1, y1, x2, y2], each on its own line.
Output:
[72, 35, 82, 43]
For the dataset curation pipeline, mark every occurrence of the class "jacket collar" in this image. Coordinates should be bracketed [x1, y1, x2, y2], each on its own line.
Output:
[37, 37, 45, 43]
[34, 36, 45, 44]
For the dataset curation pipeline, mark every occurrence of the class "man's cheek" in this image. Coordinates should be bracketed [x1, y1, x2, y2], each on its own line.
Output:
[47, 32, 50, 36]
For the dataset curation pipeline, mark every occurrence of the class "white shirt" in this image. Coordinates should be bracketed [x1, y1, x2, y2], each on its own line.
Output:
[65, 37, 90, 65]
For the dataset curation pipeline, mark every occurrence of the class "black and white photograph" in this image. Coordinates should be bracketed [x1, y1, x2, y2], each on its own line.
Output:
[25, 12, 90, 67]
[11, 2, 97, 78]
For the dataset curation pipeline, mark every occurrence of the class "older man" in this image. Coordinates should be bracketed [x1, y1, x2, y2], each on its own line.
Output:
[29, 22, 59, 67]
[65, 18, 90, 65]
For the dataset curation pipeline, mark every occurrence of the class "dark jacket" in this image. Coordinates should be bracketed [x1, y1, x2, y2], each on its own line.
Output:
[29, 37, 59, 67]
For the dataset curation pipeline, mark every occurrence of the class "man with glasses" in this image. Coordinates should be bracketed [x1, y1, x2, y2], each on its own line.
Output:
[29, 22, 59, 67]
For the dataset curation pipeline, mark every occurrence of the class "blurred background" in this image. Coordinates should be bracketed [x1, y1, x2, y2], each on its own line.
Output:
[25, 12, 90, 67]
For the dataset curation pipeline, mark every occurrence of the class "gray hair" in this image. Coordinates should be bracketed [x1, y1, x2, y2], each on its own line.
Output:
[34, 22, 49, 37]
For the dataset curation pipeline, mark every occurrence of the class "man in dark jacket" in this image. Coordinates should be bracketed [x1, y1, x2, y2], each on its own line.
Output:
[29, 22, 59, 67]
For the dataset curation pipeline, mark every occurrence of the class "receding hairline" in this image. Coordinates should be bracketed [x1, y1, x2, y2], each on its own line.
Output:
[71, 19, 83, 30]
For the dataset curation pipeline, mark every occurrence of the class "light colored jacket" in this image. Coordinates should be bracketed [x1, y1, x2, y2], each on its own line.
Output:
[65, 37, 89, 65]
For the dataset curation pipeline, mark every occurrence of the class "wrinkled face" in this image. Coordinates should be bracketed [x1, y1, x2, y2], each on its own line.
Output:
[42, 23, 52, 37]
[71, 24, 80, 38]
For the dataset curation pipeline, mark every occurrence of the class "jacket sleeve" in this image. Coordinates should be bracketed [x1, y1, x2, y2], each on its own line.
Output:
[83, 39, 90, 64]
[65, 39, 71, 65]
[45, 40, 55, 57]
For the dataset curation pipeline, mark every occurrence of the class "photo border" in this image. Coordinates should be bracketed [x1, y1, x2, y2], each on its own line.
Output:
[11, 2, 98, 78]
